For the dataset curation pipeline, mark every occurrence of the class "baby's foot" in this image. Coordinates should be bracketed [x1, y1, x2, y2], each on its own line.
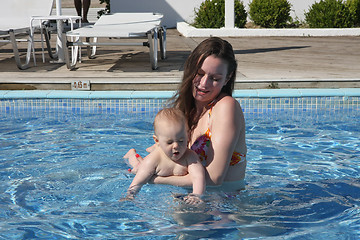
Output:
[123, 149, 141, 173]
[146, 144, 156, 153]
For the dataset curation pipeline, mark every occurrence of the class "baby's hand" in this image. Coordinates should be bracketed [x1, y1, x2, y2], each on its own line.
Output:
[183, 193, 203, 205]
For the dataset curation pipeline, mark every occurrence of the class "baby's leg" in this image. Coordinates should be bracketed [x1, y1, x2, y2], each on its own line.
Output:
[146, 144, 156, 153]
[123, 149, 143, 173]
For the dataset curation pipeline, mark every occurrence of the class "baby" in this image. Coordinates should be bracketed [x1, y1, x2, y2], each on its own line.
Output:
[121, 108, 205, 204]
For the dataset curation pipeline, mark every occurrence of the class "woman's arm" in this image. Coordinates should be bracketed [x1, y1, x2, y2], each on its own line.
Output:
[150, 174, 193, 187]
[205, 96, 242, 185]
[187, 152, 206, 195]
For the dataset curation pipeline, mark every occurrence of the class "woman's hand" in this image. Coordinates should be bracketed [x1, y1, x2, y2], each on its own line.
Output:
[183, 194, 203, 205]
[119, 193, 135, 202]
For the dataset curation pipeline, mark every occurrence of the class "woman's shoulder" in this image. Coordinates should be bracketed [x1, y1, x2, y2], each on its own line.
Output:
[184, 149, 204, 167]
[212, 94, 244, 125]
[214, 94, 241, 112]
[184, 148, 200, 161]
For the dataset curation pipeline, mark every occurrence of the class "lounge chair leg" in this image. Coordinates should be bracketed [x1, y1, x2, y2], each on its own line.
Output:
[86, 37, 91, 59]
[148, 28, 158, 70]
[44, 27, 57, 60]
[62, 33, 78, 70]
[92, 37, 97, 57]
[159, 26, 166, 60]
[86, 37, 97, 59]
[9, 30, 31, 70]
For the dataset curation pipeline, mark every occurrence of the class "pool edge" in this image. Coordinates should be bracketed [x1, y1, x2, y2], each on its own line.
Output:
[0, 88, 360, 99]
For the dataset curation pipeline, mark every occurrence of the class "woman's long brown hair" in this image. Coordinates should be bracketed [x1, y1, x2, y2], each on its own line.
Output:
[169, 37, 237, 138]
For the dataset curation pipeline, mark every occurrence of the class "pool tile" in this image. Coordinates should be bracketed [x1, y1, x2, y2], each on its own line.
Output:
[47, 91, 91, 99]
[299, 89, 345, 97]
[89, 91, 133, 99]
[2, 90, 51, 99]
[233, 90, 258, 97]
[256, 89, 302, 98]
[130, 91, 174, 99]
[1, 89, 359, 116]
[342, 88, 360, 97]
[0, 91, 9, 98]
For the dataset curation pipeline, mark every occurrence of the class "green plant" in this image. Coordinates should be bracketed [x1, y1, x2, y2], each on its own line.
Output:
[193, 0, 247, 28]
[346, 0, 360, 26]
[305, 0, 354, 28]
[268, 82, 279, 89]
[249, 0, 292, 28]
[97, 0, 110, 18]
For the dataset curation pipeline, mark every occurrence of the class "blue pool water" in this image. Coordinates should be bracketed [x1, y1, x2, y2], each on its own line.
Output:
[0, 94, 359, 239]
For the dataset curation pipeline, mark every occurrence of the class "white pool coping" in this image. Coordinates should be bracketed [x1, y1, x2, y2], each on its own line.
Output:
[177, 22, 360, 37]
[0, 88, 359, 99]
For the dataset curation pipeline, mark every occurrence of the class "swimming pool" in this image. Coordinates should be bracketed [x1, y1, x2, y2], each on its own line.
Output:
[0, 89, 359, 239]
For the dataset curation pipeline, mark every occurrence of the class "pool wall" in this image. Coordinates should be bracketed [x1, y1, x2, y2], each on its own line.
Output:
[1, 89, 359, 115]
[1, 89, 360, 99]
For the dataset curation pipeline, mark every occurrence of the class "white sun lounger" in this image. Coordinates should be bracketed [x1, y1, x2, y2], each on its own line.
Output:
[63, 12, 166, 70]
[0, 0, 54, 69]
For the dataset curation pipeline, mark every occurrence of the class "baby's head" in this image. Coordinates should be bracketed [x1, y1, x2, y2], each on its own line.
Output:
[153, 108, 188, 161]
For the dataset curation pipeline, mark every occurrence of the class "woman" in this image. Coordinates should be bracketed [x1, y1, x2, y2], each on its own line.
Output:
[126, 37, 247, 191]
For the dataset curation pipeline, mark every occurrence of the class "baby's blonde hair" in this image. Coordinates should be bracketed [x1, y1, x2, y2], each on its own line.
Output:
[153, 108, 187, 136]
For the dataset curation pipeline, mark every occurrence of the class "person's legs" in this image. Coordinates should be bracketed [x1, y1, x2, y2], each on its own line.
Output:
[123, 149, 143, 173]
[82, 0, 91, 23]
[74, 0, 82, 17]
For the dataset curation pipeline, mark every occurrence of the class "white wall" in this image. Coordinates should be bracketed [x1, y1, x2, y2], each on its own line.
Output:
[110, 0, 203, 28]
[110, 0, 318, 28]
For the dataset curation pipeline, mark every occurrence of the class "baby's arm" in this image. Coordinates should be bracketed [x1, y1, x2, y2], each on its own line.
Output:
[121, 154, 156, 200]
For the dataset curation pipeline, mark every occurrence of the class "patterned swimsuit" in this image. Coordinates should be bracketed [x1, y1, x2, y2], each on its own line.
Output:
[190, 104, 246, 166]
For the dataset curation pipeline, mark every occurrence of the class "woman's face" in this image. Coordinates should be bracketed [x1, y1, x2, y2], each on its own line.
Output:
[192, 55, 229, 105]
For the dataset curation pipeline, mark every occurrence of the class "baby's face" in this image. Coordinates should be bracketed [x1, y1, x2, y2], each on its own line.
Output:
[155, 120, 188, 161]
